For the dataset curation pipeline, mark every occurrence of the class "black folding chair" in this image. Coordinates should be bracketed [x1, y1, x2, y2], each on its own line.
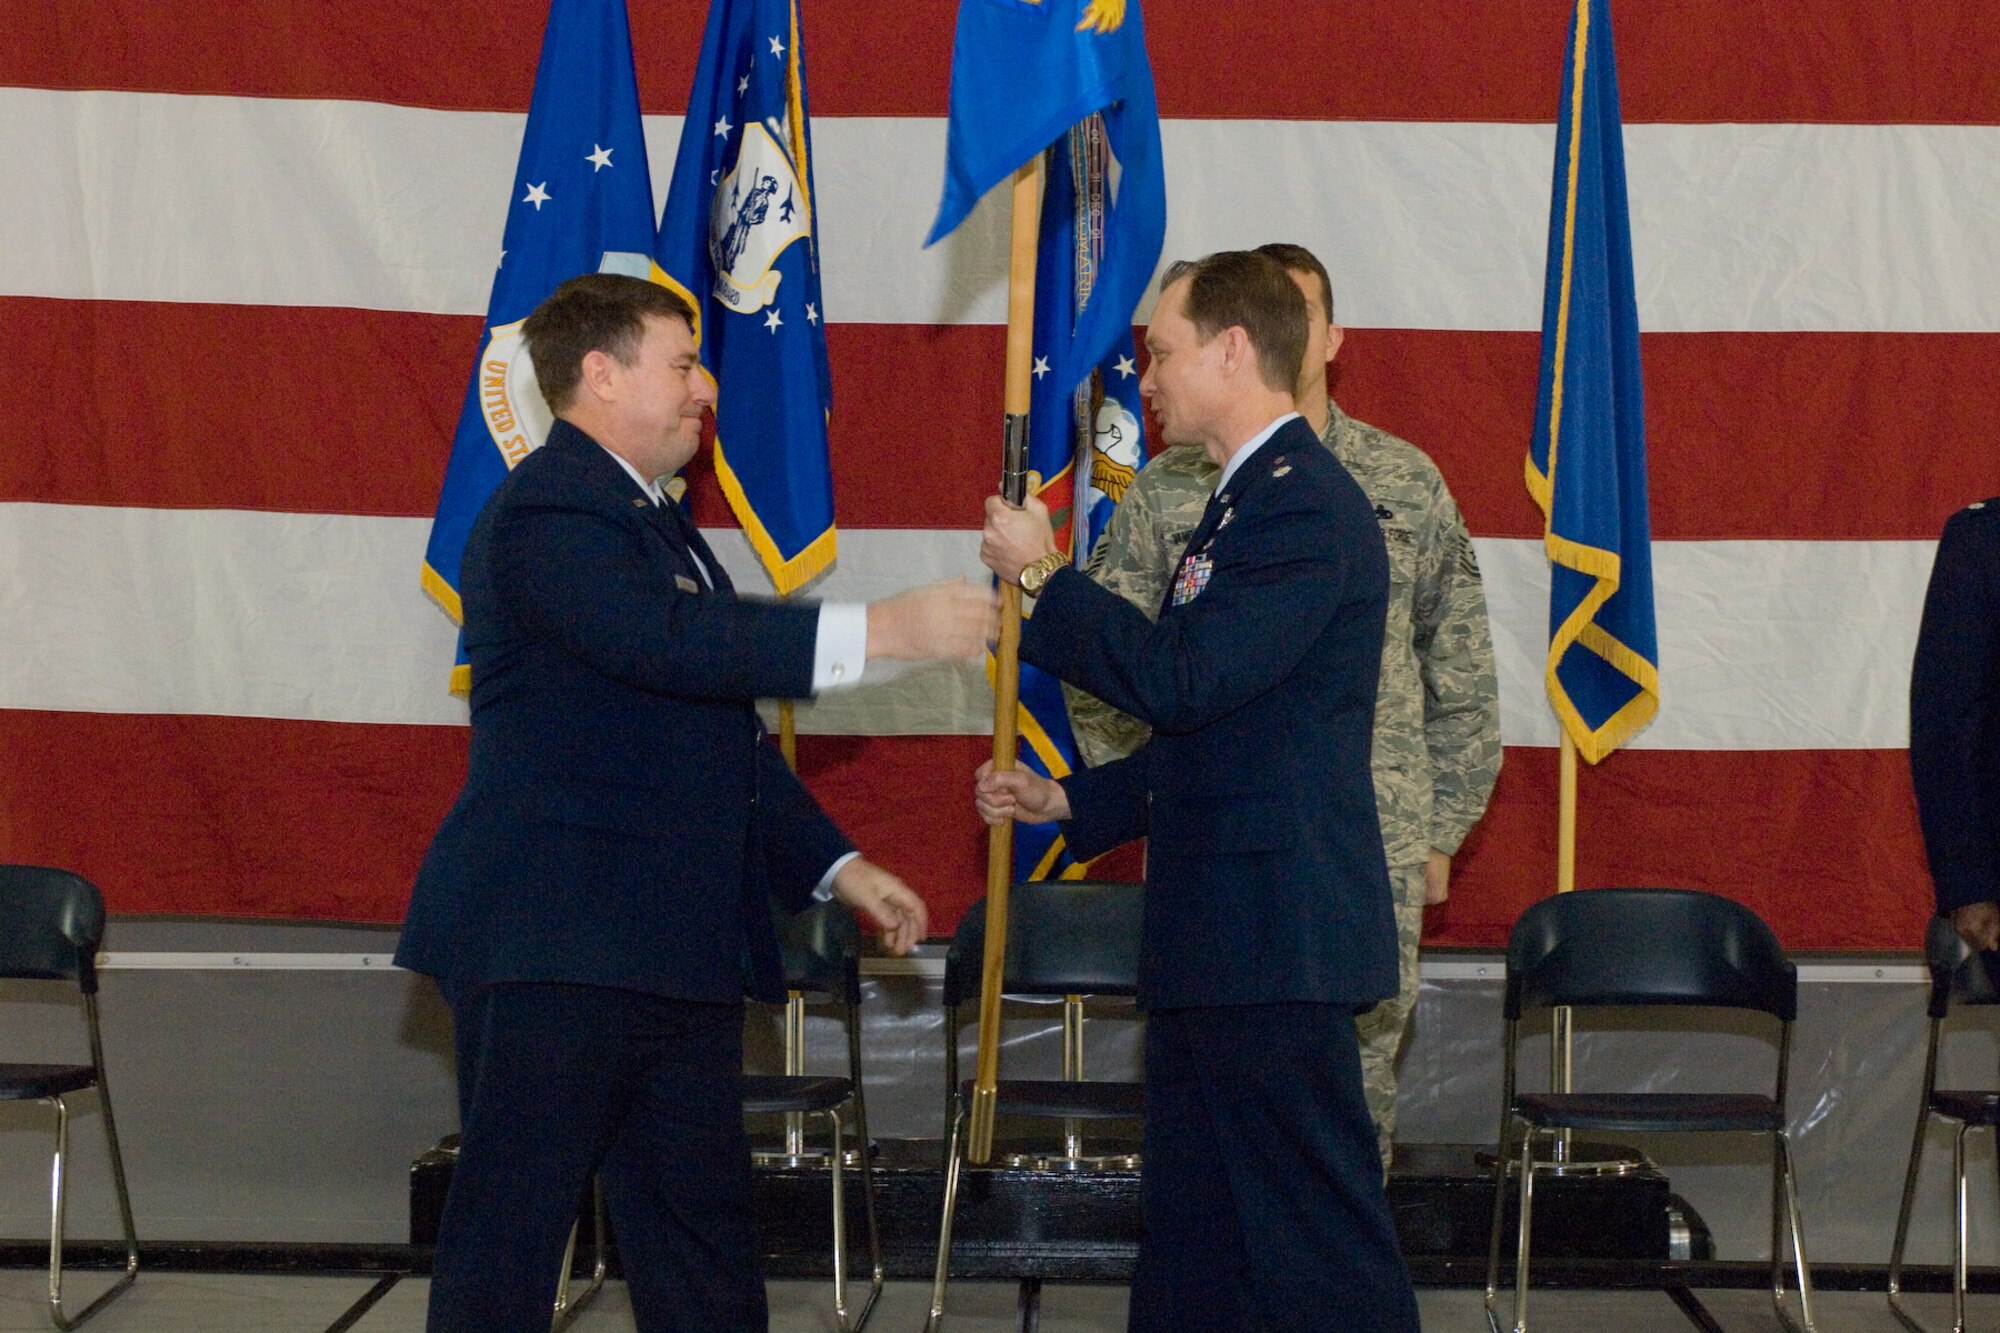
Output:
[744, 899, 883, 1332]
[1888, 914, 2000, 1333]
[1483, 887, 1814, 1333]
[0, 866, 139, 1330]
[925, 880, 1145, 1333]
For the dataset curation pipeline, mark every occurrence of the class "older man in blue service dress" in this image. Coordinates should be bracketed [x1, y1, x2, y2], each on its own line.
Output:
[397, 273, 996, 1333]
[1913, 496, 2000, 953]
[977, 251, 1419, 1333]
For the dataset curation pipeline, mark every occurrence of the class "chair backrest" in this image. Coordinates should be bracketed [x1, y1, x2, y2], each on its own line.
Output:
[0, 865, 106, 992]
[1504, 887, 1795, 1022]
[775, 899, 861, 1005]
[941, 881, 1144, 1009]
[1924, 913, 2000, 1019]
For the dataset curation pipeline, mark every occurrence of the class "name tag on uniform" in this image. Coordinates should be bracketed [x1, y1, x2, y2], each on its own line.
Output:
[674, 574, 701, 594]
[1171, 553, 1213, 607]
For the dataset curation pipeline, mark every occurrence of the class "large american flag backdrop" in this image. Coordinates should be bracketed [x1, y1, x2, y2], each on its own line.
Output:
[3, 1, 1996, 947]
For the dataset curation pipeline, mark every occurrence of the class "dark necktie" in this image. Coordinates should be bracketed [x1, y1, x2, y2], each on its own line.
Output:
[655, 496, 732, 595]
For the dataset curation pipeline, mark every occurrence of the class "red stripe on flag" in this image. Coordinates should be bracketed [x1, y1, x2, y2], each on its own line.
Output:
[9, 298, 1997, 541]
[0, 298, 464, 517]
[1337, 329, 2000, 541]
[0, 709, 468, 921]
[0, 710, 1010, 933]
[7, 1, 1997, 124]
[0, 710, 1936, 950]
[1433, 746, 1932, 952]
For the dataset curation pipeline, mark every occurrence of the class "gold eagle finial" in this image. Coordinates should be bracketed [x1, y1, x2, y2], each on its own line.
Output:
[1076, 0, 1126, 35]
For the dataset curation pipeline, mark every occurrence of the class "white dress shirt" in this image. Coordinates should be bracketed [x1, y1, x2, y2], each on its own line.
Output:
[1213, 412, 1300, 498]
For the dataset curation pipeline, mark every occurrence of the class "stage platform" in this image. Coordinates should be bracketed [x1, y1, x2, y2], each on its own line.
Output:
[409, 1137, 1701, 1280]
[23, 1136, 2000, 1331]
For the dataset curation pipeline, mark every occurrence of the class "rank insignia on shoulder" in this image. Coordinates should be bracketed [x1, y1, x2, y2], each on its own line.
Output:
[1270, 455, 1292, 478]
[1171, 553, 1214, 607]
[1972, 499, 1989, 510]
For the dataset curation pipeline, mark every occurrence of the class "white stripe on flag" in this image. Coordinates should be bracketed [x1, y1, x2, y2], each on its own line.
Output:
[4, 88, 1998, 332]
[0, 503, 1933, 748]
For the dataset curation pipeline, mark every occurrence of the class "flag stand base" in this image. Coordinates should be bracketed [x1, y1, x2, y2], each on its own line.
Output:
[1001, 1151, 1141, 1173]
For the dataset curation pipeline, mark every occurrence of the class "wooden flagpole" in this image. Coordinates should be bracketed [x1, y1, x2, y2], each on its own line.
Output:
[777, 699, 797, 767]
[967, 154, 1047, 1164]
[1550, 729, 1577, 1159]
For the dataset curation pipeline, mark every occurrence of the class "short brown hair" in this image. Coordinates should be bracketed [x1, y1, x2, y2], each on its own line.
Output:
[1159, 251, 1306, 393]
[1253, 242, 1335, 324]
[522, 274, 696, 411]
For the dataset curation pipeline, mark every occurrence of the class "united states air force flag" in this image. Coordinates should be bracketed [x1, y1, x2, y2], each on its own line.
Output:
[655, 0, 836, 593]
[420, 0, 656, 695]
[928, 0, 1164, 399]
[1010, 117, 1149, 882]
[1527, 0, 1660, 763]
[1046, 119, 1148, 560]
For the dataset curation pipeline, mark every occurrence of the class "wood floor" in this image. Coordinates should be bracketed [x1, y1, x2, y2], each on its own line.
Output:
[2, 1270, 1996, 1333]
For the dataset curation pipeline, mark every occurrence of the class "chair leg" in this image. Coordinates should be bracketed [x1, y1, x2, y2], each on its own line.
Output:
[47, 1092, 139, 1332]
[551, 1221, 579, 1325]
[1954, 1124, 1970, 1333]
[1769, 1125, 1785, 1325]
[550, 1177, 605, 1332]
[924, 1102, 969, 1333]
[1771, 1129, 1816, 1333]
[1887, 1106, 1935, 1333]
[847, 1091, 885, 1333]
[825, 1110, 851, 1330]
[1512, 1126, 1538, 1333]
[96, 1079, 140, 1287]
[1484, 1117, 1517, 1332]
[47, 1095, 69, 1325]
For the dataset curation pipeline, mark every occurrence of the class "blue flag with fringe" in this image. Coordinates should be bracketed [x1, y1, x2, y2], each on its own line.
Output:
[421, 0, 657, 695]
[1011, 117, 1150, 883]
[928, 0, 1164, 399]
[1527, 0, 1659, 763]
[655, 0, 836, 594]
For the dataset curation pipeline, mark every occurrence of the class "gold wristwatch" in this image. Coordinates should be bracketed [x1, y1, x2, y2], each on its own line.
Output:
[1018, 551, 1066, 595]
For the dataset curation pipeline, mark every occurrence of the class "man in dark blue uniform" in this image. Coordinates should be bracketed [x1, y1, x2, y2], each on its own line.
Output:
[1912, 497, 2000, 950]
[397, 274, 994, 1332]
[977, 251, 1418, 1333]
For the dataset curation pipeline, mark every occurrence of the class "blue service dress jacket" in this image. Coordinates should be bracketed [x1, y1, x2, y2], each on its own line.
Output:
[1026, 416, 1398, 1011]
[1911, 497, 2000, 915]
[397, 420, 853, 1003]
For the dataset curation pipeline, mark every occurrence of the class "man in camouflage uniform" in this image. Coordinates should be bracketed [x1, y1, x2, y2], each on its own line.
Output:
[1064, 242, 1501, 1174]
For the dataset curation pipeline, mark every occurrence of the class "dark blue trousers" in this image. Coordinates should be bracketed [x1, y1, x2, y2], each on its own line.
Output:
[1129, 1003, 1419, 1333]
[427, 980, 765, 1332]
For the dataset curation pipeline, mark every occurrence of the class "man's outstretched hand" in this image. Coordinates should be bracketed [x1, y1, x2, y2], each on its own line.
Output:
[831, 857, 929, 955]
[866, 578, 998, 662]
